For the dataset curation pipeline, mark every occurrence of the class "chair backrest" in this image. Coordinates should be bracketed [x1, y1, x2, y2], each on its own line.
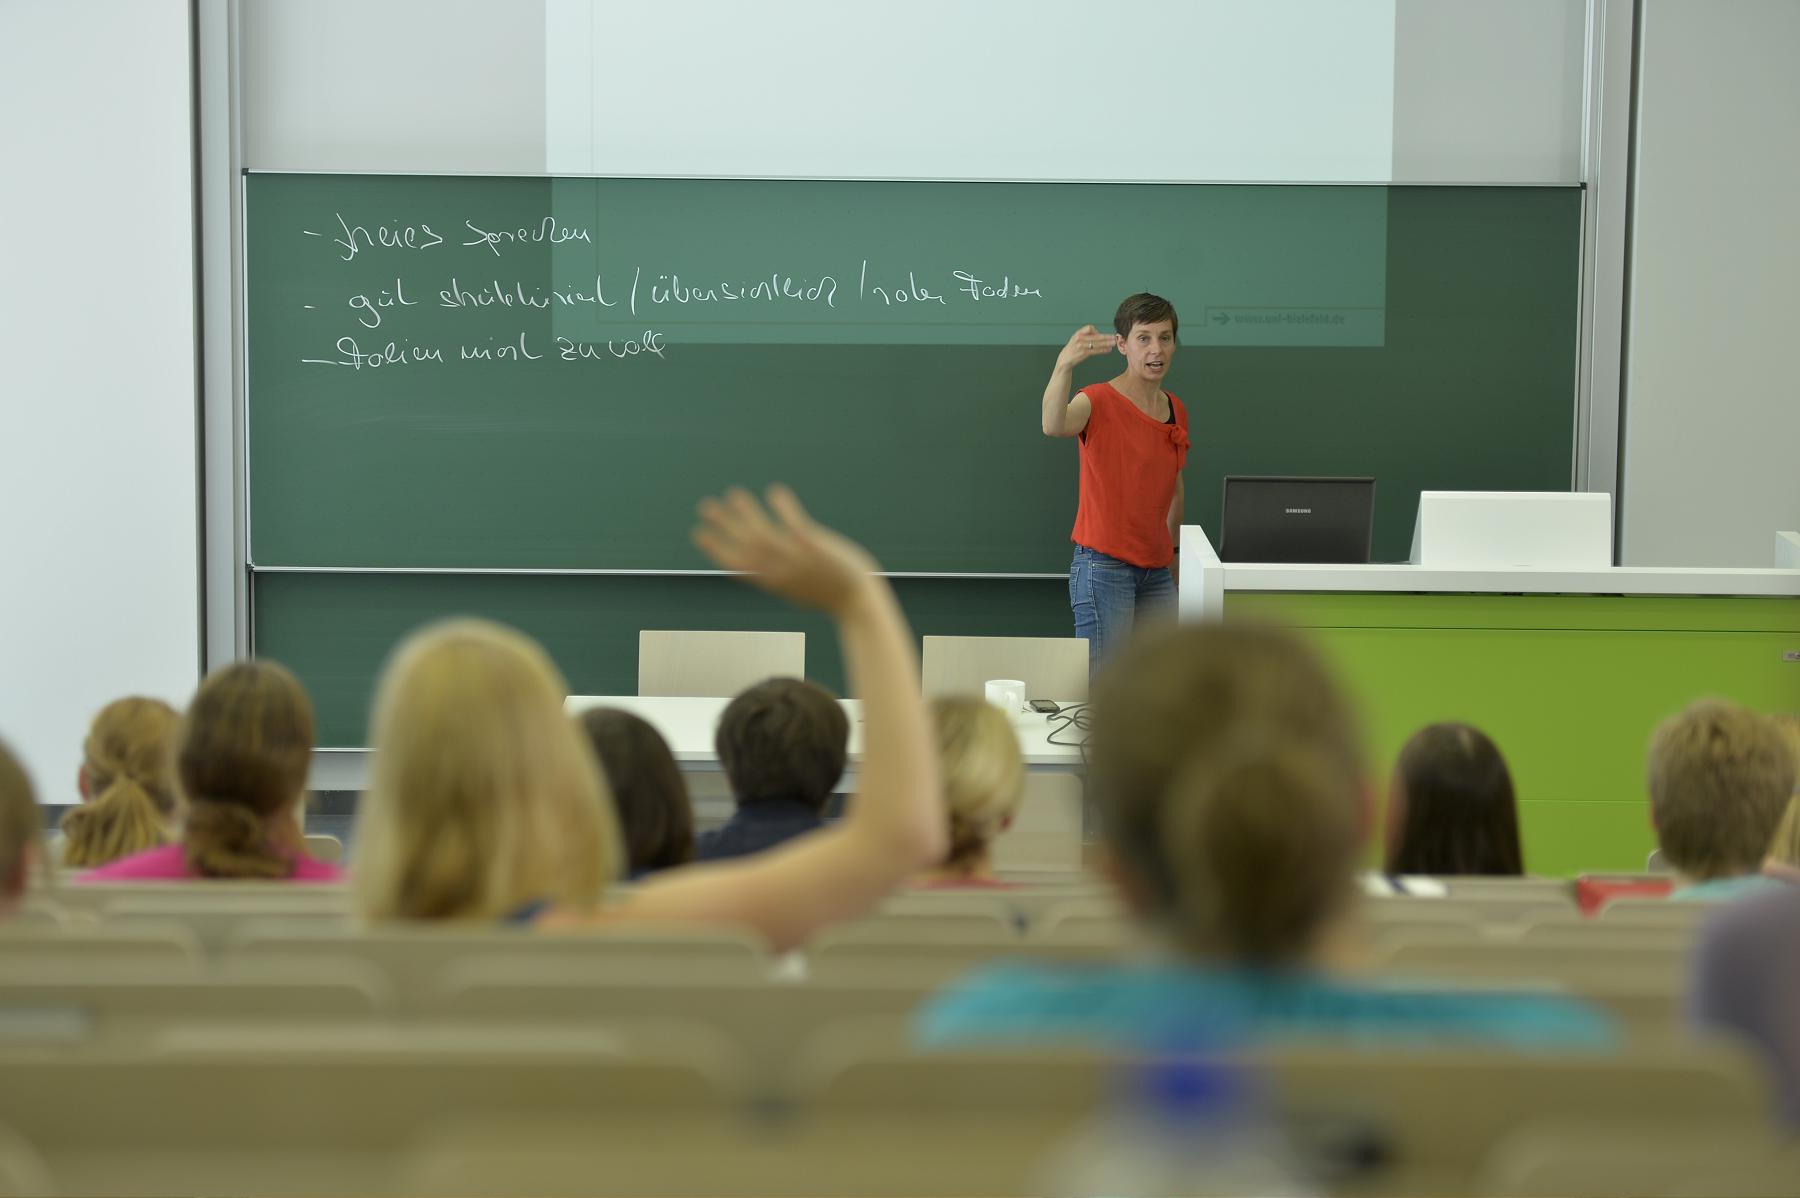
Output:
[45, 880, 352, 916]
[1476, 1124, 1800, 1196]
[1373, 931, 1688, 988]
[0, 1031, 736, 1196]
[1593, 897, 1711, 929]
[637, 630, 804, 697]
[437, 963, 937, 1079]
[104, 896, 356, 952]
[227, 923, 772, 1004]
[0, 958, 389, 1038]
[794, 1026, 1772, 1196]
[803, 931, 1123, 985]
[0, 924, 199, 966]
[1264, 1041, 1773, 1192]
[919, 636, 1089, 701]
[990, 772, 1086, 872]
[300, 833, 344, 864]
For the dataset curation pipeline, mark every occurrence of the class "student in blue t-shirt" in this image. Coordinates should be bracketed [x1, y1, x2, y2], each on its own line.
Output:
[917, 622, 1616, 1053]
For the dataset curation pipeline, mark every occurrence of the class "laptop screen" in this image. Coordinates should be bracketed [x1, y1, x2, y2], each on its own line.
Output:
[1218, 476, 1376, 564]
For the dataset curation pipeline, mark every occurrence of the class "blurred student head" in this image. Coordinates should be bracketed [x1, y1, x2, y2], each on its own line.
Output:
[715, 677, 848, 814]
[1648, 699, 1795, 883]
[1762, 713, 1800, 873]
[927, 696, 1024, 880]
[1384, 722, 1523, 877]
[60, 697, 181, 869]
[0, 739, 41, 908]
[178, 661, 316, 878]
[576, 708, 693, 878]
[1088, 621, 1366, 965]
[356, 619, 619, 921]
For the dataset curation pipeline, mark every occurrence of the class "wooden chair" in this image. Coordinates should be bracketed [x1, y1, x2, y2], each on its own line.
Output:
[992, 772, 1086, 872]
[1476, 1125, 1800, 1197]
[0, 924, 199, 965]
[45, 880, 352, 918]
[0, 1028, 739, 1197]
[636, 630, 804, 696]
[226, 923, 773, 1004]
[435, 962, 938, 1079]
[1373, 931, 1688, 989]
[0, 958, 389, 1047]
[804, 930, 1124, 985]
[0, 1124, 51, 1198]
[919, 635, 1090, 702]
[1031, 898, 1133, 941]
[791, 1023, 1774, 1197]
[301, 833, 345, 864]
[104, 894, 355, 952]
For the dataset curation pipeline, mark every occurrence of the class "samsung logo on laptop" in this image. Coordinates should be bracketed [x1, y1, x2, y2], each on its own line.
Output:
[1284, 507, 1313, 515]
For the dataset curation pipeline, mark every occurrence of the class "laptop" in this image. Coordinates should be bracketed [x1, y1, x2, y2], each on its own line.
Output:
[1218, 476, 1376, 564]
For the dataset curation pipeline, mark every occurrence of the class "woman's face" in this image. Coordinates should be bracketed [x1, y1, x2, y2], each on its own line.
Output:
[1119, 319, 1177, 385]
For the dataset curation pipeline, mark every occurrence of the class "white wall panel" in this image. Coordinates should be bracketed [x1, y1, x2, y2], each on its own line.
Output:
[0, 0, 201, 803]
[1622, 0, 1800, 566]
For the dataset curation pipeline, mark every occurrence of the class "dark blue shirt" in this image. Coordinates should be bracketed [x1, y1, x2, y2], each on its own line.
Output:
[695, 796, 824, 862]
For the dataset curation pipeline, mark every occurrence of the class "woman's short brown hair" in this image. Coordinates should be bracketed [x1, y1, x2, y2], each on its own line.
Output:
[1113, 292, 1179, 339]
[714, 678, 848, 811]
[1648, 699, 1795, 881]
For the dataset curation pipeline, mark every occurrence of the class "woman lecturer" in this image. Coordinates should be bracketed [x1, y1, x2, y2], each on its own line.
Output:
[1040, 292, 1189, 671]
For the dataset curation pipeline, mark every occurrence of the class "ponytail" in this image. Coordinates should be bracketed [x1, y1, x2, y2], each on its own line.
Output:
[930, 697, 1025, 872]
[1155, 739, 1360, 964]
[182, 797, 294, 880]
[59, 776, 170, 869]
[66, 697, 181, 868]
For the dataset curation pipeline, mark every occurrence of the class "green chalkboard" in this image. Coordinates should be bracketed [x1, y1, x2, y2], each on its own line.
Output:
[244, 174, 1582, 742]
[246, 175, 1581, 572]
[254, 572, 1076, 748]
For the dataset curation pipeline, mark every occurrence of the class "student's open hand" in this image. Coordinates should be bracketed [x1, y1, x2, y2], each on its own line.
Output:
[694, 486, 879, 615]
[1055, 324, 1117, 371]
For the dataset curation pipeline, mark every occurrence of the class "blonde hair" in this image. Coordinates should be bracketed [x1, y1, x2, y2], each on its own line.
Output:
[60, 697, 180, 868]
[931, 696, 1025, 869]
[354, 619, 619, 922]
[1647, 699, 1796, 882]
[1090, 622, 1365, 964]
[0, 739, 40, 897]
[1764, 713, 1800, 869]
[179, 662, 315, 879]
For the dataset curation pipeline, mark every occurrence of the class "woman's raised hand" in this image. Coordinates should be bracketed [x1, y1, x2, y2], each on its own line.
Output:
[693, 486, 879, 615]
[1055, 324, 1117, 370]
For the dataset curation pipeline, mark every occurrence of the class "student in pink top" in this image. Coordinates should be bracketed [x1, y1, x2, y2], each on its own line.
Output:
[79, 661, 343, 883]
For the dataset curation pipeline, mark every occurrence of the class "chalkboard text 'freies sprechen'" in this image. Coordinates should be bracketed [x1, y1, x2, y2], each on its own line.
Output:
[298, 212, 1048, 371]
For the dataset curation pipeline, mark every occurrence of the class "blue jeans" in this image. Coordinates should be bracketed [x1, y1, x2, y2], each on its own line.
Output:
[1070, 545, 1175, 675]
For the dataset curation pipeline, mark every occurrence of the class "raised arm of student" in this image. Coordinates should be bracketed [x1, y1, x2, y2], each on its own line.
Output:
[578, 486, 945, 953]
[1041, 325, 1115, 437]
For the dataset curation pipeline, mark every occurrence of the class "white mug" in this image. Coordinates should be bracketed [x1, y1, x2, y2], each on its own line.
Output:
[983, 678, 1026, 718]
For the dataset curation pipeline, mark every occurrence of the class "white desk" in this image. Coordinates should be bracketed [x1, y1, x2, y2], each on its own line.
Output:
[563, 695, 1088, 774]
[1179, 527, 1800, 619]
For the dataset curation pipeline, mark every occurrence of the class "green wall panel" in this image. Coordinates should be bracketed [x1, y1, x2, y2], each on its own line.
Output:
[1228, 592, 1800, 875]
[254, 572, 1071, 748]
